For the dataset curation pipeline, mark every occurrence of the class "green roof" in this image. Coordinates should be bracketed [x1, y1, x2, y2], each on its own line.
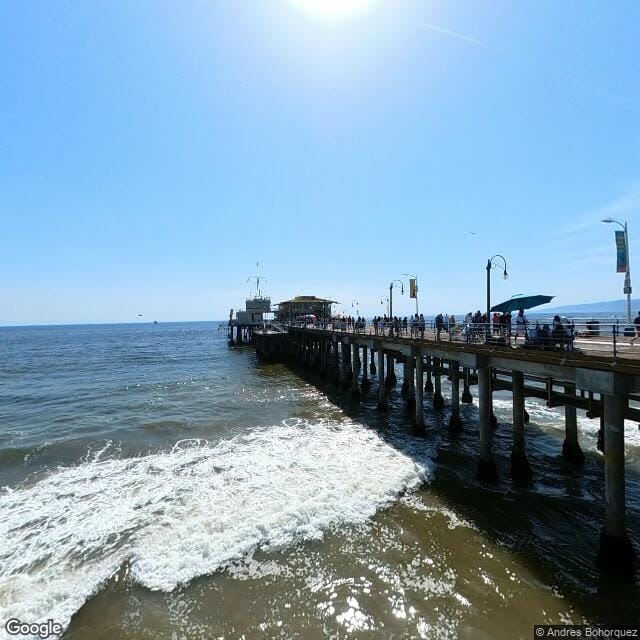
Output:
[276, 296, 338, 306]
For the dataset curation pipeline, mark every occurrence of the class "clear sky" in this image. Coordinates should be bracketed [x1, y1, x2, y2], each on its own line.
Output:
[1, 0, 639, 324]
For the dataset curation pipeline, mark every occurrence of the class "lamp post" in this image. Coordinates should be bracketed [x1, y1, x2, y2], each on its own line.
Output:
[602, 218, 632, 325]
[402, 273, 419, 314]
[389, 280, 404, 318]
[486, 255, 508, 338]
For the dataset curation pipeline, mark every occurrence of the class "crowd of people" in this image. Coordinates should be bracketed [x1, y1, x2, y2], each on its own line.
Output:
[371, 314, 427, 338]
[329, 311, 527, 342]
[330, 316, 367, 332]
[295, 309, 579, 351]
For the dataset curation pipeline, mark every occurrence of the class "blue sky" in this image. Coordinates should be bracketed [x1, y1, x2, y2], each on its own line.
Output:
[1, 0, 639, 324]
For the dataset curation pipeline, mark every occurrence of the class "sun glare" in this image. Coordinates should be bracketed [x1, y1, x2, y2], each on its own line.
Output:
[290, 0, 373, 21]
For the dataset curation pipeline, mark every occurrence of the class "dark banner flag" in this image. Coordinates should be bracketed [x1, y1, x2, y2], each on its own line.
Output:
[615, 230, 628, 273]
[409, 278, 417, 299]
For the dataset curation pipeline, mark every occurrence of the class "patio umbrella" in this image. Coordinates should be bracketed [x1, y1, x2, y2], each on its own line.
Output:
[490, 294, 554, 314]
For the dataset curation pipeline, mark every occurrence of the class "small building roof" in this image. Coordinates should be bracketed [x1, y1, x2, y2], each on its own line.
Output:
[276, 296, 338, 306]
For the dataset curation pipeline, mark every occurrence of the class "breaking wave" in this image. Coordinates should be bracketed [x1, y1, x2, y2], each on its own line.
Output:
[0, 418, 432, 633]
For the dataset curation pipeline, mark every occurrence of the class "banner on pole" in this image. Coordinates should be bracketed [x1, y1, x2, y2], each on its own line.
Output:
[615, 230, 627, 273]
[409, 278, 417, 299]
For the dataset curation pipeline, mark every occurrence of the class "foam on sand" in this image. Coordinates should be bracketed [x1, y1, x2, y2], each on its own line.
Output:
[0, 418, 431, 633]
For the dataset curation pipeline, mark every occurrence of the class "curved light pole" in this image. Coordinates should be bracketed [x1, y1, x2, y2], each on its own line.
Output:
[389, 280, 404, 318]
[602, 218, 632, 325]
[486, 255, 508, 337]
[402, 273, 419, 315]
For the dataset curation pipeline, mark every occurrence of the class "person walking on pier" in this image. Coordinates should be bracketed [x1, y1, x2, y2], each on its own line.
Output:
[514, 309, 528, 344]
[492, 312, 501, 336]
[435, 313, 444, 340]
[403, 316, 408, 336]
[419, 313, 425, 339]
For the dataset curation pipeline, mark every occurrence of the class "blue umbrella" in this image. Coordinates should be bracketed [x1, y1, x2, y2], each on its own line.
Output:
[490, 294, 554, 314]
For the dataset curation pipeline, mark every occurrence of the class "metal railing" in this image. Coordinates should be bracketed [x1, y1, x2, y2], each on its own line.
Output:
[279, 318, 639, 360]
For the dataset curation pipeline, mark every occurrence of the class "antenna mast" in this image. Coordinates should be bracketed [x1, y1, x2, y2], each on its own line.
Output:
[247, 262, 266, 298]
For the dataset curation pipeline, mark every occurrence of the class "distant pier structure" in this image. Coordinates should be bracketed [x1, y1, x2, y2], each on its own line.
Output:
[229, 294, 337, 347]
[250, 306, 639, 574]
[274, 296, 336, 324]
[227, 295, 271, 345]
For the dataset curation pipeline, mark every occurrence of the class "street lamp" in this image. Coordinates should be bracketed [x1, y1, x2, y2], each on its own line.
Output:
[402, 273, 419, 315]
[602, 218, 632, 325]
[389, 280, 404, 317]
[486, 255, 508, 337]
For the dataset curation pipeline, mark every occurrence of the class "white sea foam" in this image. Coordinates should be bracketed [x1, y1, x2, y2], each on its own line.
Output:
[492, 396, 640, 451]
[0, 418, 431, 635]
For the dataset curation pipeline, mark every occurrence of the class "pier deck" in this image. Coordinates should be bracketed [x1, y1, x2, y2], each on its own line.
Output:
[288, 324, 640, 378]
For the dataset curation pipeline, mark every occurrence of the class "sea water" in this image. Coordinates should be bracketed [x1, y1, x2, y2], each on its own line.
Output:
[0, 322, 638, 639]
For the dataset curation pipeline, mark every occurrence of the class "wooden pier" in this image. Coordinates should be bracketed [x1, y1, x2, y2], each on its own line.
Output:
[227, 321, 257, 346]
[253, 323, 639, 573]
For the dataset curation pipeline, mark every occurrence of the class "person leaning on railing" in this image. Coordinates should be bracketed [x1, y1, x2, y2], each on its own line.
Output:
[552, 315, 566, 349]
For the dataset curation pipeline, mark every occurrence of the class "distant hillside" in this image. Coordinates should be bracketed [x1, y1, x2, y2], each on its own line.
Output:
[544, 299, 640, 314]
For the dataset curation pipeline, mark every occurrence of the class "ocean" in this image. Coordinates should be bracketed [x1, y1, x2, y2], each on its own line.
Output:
[0, 321, 639, 639]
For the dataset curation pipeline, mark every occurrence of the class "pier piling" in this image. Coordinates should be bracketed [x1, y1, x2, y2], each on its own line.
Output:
[425, 357, 434, 393]
[377, 348, 387, 411]
[433, 358, 445, 410]
[562, 383, 584, 464]
[406, 356, 416, 410]
[362, 346, 371, 389]
[415, 353, 424, 428]
[351, 343, 360, 397]
[448, 362, 463, 432]
[401, 357, 410, 396]
[385, 354, 397, 388]
[599, 393, 636, 570]
[462, 367, 473, 404]
[477, 364, 498, 482]
[510, 371, 532, 480]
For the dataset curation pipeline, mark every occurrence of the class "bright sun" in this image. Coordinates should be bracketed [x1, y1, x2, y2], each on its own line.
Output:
[290, 0, 373, 21]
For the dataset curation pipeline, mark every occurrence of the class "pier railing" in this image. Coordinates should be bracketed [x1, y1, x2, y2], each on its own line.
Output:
[279, 319, 638, 360]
